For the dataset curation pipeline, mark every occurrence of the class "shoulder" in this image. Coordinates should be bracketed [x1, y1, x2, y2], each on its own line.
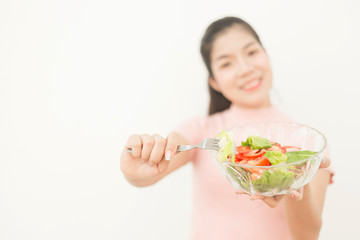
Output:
[175, 115, 209, 136]
[178, 110, 227, 129]
[174, 110, 228, 143]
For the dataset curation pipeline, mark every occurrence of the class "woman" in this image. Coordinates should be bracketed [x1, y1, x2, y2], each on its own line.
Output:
[121, 17, 333, 239]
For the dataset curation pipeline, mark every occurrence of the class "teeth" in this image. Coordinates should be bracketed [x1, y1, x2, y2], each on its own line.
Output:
[243, 78, 260, 90]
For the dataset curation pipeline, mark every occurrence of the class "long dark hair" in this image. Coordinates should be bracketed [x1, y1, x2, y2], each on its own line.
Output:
[200, 17, 263, 115]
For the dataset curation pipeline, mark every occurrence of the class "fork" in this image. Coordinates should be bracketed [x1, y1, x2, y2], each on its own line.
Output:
[126, 137, 220, 153]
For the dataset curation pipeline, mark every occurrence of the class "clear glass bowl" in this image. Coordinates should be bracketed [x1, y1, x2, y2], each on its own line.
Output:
[212, 122, 327, 196]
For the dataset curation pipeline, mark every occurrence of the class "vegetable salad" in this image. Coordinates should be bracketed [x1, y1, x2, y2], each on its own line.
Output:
[217, 130, 318, 192]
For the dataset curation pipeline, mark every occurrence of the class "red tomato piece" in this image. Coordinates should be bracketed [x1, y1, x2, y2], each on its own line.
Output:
[243, 149, 266, 158]
[266, 145, 286, 154]
[251, 172, 262, 181]
[236, 146, 251, 153]
[235, 153, 244, 162]
[246, 155, 271, 166]
[238, 160, 248, 165]
[283, 146, 301, 150]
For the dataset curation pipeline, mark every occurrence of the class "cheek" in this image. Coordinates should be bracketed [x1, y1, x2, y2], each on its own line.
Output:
[262, 62, 273, 84]
[255, 54, 272, 72]
[213, 70, 235, 87]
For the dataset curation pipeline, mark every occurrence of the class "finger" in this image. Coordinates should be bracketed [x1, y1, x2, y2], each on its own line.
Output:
[261, 195, 284, 208]
[250, 194, 265, 200]
[140, 134, 155, 162]
[320, 157, 331, 169]
[125, 134, 142, 159]
[148, 134, 167, 166]
[164, 132, 179, 161]
[157, 156, 171, 173]
[287, 187, 303, 201]
[235, 190, 247, 195]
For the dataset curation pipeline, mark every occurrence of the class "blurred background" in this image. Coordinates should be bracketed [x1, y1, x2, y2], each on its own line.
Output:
[1, 0, 359, 239]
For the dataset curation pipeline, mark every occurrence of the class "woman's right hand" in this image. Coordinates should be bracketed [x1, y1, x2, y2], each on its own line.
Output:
[120, 133, 179, 185]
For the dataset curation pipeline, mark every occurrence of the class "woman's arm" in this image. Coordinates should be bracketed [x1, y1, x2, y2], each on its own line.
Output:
[284, 168, 331, 240]
[121, 132, 190, 187]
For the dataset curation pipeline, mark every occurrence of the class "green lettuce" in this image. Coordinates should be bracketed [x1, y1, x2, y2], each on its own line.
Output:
[217, 130, 235, 162]
[226, 166, 250, 190]
[285, 150, 318, 163]
[264, 151, 287, 165]
[241, 135, 273, 150]
[253, 168, 295, 192]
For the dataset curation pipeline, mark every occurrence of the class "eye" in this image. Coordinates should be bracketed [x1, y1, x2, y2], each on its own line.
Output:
[248, 50, 258, 56]
[220, 62, 231, 68]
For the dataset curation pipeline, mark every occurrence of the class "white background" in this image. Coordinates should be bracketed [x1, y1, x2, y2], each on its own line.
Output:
[1, 0, 359, 239]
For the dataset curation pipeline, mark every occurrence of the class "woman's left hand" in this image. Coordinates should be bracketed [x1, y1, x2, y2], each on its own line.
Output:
[236, 188, 303, 208]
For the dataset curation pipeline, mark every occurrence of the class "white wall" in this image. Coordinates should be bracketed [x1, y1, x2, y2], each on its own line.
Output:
[1, 0, 359, 239]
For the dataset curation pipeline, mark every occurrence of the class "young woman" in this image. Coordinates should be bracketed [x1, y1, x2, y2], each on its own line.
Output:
[121, 17, 333, 240]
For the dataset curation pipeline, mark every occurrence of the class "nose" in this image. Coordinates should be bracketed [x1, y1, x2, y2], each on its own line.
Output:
[235, 57, 252, 77]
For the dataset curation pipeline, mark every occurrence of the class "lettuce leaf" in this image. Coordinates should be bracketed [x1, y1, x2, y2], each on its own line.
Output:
[253, 168, 295, 192]
[217, 130, 236, 162]
[264, 151, 287, 165]
[226, 166, 249, 190]
[285, 150, 318, 163]
[241, 135, 273, 150]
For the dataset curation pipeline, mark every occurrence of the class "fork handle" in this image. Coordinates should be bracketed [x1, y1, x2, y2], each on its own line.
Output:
[176, 145, 197, 152]
[126, 145, 196, 154]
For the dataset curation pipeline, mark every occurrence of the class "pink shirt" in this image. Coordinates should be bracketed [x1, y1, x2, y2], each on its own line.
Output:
[175, 104, 333, 240]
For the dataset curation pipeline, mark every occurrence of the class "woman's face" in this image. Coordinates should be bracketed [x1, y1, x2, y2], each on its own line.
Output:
[210, 25, 272, 108]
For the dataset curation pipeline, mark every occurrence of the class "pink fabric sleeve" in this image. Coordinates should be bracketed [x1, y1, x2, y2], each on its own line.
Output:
[174, 116, 205, 145]
[173, 116, 207, 162]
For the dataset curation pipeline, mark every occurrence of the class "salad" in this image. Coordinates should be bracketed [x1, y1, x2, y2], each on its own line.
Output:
[216, 130, 318, 193]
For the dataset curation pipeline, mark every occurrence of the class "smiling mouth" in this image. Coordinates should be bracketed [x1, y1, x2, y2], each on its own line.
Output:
[241, 78, 262, 92]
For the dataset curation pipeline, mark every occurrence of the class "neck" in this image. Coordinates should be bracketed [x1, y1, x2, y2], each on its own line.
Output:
[233, 98, 272, 110]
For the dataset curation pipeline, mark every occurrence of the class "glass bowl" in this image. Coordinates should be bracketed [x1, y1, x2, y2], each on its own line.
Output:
[212, 121, 327, 196]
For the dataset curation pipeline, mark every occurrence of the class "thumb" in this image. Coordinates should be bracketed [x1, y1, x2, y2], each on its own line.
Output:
[320, 157, 331, 169]
[165, 132, 179, 161]
[287, 187, 303, 201]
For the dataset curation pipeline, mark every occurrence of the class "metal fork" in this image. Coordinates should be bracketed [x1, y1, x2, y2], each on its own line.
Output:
[126, 137, 220, 153]
[176, 137, 220, 152]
